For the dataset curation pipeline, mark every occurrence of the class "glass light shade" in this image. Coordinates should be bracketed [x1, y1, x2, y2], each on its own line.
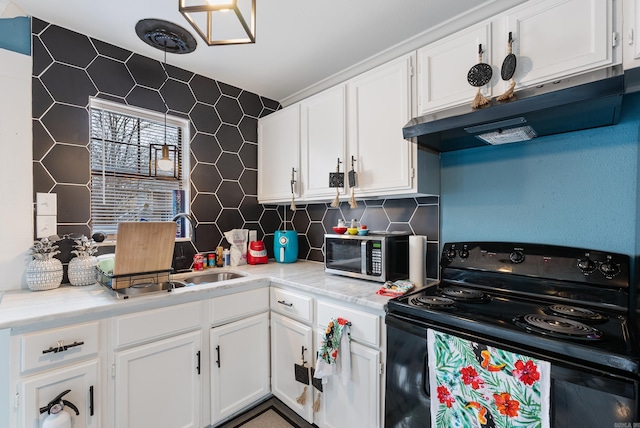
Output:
[157, 145, 174, 171]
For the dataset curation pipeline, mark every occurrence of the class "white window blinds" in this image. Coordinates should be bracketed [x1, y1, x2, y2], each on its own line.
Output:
[89, 100, 187, 236]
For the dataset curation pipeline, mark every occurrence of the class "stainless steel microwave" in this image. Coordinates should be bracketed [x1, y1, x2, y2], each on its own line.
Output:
[324, 232, 410, 282]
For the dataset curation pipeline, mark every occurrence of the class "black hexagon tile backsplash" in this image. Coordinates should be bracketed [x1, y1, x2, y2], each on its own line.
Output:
[32, 18, 439, 279]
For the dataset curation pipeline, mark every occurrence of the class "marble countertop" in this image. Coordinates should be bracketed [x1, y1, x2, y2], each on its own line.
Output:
[0, 261, 398, 330]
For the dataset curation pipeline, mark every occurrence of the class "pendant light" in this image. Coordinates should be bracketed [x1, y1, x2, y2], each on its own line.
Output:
[179, 0, 256, 46]
[149, 38, 178, 177]
[135, 19, 195, 179]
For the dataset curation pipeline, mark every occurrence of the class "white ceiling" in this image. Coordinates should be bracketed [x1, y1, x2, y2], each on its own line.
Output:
[11, 0, 525, 104]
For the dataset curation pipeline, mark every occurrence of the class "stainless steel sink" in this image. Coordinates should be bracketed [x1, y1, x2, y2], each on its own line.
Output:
[178, 271, 246, 285]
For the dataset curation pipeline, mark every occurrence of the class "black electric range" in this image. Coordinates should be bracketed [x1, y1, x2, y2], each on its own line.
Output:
[385, 242, 640, 428]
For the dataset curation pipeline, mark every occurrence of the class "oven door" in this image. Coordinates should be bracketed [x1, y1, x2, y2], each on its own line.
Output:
[385, 313, 639, 428]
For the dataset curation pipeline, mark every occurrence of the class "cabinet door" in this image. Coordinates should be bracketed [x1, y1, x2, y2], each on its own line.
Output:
[257, 104, 301, 204]
[623, 0, 640, 69]
[347, 53, 415, 197]
[313, 336, 381, 428]
[270, 312, 313, 423]
[113, 331, 201, 428]
[300, 85, 347, 201]
[210, 312, 270, 424]
[417, 22, 492, 114]
[19, 360, 99, 428]
[506, 0, 614, 87]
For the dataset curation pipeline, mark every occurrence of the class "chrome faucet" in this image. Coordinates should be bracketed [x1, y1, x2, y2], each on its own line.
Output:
[172, 213, 196, 243]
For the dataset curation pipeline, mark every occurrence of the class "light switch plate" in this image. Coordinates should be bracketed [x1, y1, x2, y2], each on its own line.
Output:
[36, 215, 57, 238]
[36, 193, 57, 216]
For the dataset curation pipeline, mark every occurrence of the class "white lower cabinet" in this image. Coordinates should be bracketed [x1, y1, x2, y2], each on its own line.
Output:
[110, 301, 203, 428]
[210, 312, 270, 425]
[314, 300, 384, 428]
[19, 359, 100, 428]
[313, 336, 380, 428]
[113, 330, 201, 428]
[270, 311, 314, 423]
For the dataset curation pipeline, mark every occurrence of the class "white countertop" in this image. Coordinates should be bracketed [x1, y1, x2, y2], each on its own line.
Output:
[0, 261, 397, 330]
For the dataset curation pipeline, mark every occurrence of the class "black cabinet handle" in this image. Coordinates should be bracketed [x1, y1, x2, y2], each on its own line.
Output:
[89, 385, 94, 416]
[277, 300, 293, 307]
[196, 351, 201, 375]
[215, 345, 221, 368]
[42, 340, 84, 354]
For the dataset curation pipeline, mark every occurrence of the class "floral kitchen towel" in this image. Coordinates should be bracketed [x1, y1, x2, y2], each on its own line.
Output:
[314, 317, 351, 385]
[427, 329, 550, 428]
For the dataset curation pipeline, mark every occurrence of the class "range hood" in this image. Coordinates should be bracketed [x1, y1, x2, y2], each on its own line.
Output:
[403, 69, 627, 152]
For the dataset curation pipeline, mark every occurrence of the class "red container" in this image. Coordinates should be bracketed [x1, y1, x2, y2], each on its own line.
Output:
[193, 253, 204, 271]
[247, 241, 268, 265]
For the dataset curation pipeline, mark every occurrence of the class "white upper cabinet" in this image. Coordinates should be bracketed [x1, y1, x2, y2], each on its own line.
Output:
[623, 0, 640, 69]
[505, 0, 617, 88]
[417, 22, 493, 115]
[259, 52, 439, 204]
[300, 85, 348, 201]
[348, 52, 438, 198]
[258, 104, 301, 204]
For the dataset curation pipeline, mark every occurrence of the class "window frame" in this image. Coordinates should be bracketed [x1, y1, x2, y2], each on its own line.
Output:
[89, 97, 191, 242]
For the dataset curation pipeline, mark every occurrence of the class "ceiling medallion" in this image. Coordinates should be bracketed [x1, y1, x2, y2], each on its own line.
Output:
[179, 0, 256, 46]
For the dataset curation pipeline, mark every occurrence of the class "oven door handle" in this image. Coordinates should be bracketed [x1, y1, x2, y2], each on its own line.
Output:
[423, 353, 430, 398]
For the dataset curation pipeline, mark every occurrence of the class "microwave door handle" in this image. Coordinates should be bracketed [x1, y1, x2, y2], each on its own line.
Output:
[361, 241, 367, 274]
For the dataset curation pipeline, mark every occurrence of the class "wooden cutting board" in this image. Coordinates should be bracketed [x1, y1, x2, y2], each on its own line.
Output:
[113, 222, 177, 289]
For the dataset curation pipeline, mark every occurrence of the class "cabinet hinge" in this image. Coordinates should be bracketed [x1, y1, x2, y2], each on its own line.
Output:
[14, 392, 19, 409]
[613, 31, 618, 47]
[379, 362, 385, 375]
[411, 167, 415, 179]
[111, 363, 116, 378]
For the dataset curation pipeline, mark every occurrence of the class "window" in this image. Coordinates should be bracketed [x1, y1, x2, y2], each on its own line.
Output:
[89, 98, 190, 237]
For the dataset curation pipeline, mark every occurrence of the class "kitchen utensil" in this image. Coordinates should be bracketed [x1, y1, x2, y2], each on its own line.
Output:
[329, 158, 344, 208]
[347, 228, 358, 235]
[333, 226, 348, 234]
[467, 44, 492, 108]
[290, 167, 297, 211]
[357, 229, 369, 236]
[497, 32, 517, 101]
[294, 345, 310, 404]
[274, 230, 298, 263]
[348, 155, 358, 208]
[112, 222, 176, 289]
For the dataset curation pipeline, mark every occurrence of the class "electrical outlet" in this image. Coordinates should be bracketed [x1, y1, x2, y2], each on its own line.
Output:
[36, 193, 57, 216]
[36, 215, 57, 238]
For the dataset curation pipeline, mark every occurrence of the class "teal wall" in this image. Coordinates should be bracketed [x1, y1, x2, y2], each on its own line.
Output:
[0, 17, 30, 55]
[440, 92, 640, 255]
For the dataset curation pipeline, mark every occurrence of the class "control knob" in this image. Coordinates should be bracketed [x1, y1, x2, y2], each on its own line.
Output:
[577, 254, 597, 275]
[509, 250, 525, 264]
[599, 256, 620, 279]
[459, 247, 470, 260]
[445, 247, 457, 261]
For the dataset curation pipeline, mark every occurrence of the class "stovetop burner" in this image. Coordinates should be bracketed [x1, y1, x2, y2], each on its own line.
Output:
[440, 287, 490, 302]
[410, 296, 456, 309]
[544, 305, 608, 322]
[514, 314, 603, 340]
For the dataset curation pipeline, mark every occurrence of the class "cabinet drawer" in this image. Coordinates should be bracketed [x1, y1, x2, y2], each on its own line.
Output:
[210, 287, 269, 325]
[20, 321, 100, 374]
[270, 288, 312, 324]
[316, 301, 380, 347]
[113, 301, 201, 349]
